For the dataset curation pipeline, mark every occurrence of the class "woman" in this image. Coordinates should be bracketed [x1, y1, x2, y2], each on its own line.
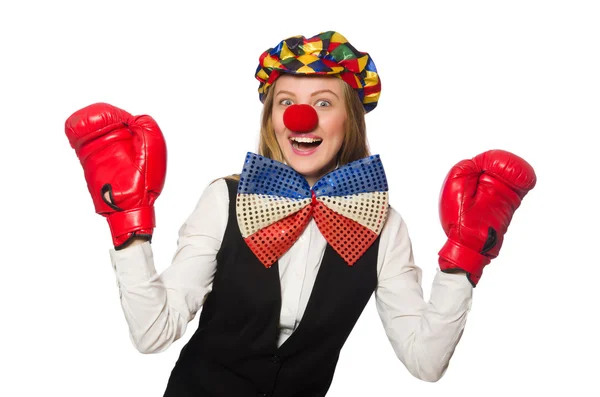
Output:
[65, 31, 536, 397]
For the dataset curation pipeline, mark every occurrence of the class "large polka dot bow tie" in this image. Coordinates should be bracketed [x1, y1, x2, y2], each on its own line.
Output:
[236, 153, 389, 268]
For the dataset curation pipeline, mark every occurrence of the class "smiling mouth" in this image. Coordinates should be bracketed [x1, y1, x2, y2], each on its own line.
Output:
[290, 136, 323, 151]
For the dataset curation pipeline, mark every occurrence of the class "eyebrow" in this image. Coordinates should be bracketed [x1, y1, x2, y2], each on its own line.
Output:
[275, 89, 339, 99]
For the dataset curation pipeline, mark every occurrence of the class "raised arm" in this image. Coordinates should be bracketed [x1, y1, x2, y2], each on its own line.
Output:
[65, 103, 228, 353]
[376, 149, 536, 381]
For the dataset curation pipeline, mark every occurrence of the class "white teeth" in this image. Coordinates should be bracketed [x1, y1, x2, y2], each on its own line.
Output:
[290, 137, 322, 143]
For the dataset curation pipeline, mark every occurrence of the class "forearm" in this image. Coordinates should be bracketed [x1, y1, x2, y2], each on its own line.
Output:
[110, 241, 191, 354]
[376, 270, 473, 382]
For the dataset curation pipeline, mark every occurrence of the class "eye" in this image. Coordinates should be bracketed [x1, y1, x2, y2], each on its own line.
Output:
[315, 100, 331, 107]
[279, 99, 293, 106]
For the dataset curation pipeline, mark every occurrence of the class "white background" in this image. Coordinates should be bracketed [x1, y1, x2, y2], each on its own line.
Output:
[1, 0, 599, 396]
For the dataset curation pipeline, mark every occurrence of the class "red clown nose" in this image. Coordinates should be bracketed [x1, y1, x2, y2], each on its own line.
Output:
[283, 104, 319, 133]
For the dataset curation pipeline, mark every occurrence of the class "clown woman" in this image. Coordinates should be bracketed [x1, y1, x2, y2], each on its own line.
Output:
[65, 31, 536, 396]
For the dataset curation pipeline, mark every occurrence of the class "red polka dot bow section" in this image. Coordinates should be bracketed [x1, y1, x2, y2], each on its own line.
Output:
[236, 153, 389, 268]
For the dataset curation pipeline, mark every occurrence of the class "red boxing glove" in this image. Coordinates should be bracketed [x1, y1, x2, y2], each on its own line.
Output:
[438, 150, 536, 286]
[65, 103, 167, 249]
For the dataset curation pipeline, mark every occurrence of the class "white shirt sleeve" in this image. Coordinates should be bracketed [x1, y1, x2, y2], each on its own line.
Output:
[108, 178, 229, 354]
[375, 207, 473, 382]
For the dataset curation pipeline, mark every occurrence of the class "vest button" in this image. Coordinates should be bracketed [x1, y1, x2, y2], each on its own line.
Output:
[271, 355, 281, 364]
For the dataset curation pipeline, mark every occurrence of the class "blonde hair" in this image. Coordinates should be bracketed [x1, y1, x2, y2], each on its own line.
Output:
[224, 76, 370, 182]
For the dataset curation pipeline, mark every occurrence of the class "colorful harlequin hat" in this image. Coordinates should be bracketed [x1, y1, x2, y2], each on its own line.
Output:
[255, 31, 381, 113]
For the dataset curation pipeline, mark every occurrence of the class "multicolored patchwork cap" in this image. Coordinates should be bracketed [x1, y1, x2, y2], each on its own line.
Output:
[255, 31, 381, 113]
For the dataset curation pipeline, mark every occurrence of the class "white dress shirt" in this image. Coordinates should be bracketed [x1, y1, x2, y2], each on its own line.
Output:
[109, 178, 473, 382]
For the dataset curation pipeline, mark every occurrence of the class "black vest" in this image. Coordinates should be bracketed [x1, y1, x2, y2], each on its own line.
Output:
[164, 179, 380, 397]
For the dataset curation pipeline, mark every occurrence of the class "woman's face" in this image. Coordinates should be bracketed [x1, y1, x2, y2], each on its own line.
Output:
[272, 74, 346, 187]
